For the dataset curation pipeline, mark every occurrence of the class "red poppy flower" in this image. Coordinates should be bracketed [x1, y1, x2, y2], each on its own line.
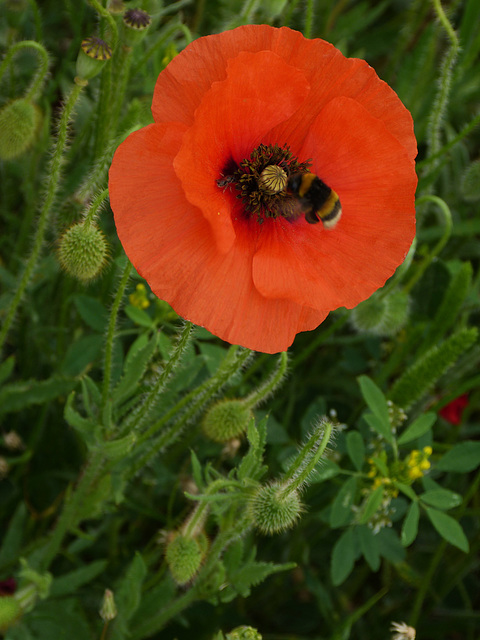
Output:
[439, 394, 469, 425]
[109, 25, 417, 353]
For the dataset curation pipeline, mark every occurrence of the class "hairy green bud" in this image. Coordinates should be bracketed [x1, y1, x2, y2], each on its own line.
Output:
[202, 399, 252, 443]
[351, 290, 409, 337]
[226, 626, 262, 640]
[165, 533, 206, 585]
[0, 98, 39, 160]
[249, 482, 303, 535]
[58, 222, 109, 282]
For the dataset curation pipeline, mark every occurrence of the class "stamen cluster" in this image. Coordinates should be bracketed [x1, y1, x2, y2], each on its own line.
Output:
[230, 144, 310, 222]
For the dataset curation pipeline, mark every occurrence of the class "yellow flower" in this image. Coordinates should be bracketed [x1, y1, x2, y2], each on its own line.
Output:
[129, 283, 150, 309]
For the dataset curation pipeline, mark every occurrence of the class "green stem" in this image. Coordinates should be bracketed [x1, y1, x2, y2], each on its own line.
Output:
[86, 0, 118, 49]
[83, 188, 110, 226]
[102, 260, 133, 414]
[426, 0, 460, 162]
[417, 111, 480, 172]
[0, 81, 85, 355]
[244, 351, 288, 409]
[130, 348, 252, 473]
[0, 40, 49, 102]
[403, 195, 452, 294]
[281, 419, 333, 493]
[304, 0, 315, 38]
[121, 321, 194, 434]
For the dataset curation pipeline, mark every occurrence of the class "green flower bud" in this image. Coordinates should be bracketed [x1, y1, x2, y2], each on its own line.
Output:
[202, 399, 252, 443]
[122, 8, 151, 45]
[0, 597, 22, 631]
[76, 37, 112, 82]
[226, 626, 262, 640]
[165, 533, 205, 585]
[57, 222, 109, 282]
[461, 159, 480, 201]
[350, 290, 409, 337]
[0, 98, 39, 160]
[99, 589, 117, 622]
[249, 482, 303, 535]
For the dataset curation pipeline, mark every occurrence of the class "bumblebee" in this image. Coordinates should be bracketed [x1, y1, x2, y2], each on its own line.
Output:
[287, 172, 342, 228]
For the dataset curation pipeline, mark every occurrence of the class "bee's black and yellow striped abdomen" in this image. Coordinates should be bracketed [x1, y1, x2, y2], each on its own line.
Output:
[288, 172, 342, 228]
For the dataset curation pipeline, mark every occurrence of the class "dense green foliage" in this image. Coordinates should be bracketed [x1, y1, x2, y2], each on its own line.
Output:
[1, 1, 479, 639]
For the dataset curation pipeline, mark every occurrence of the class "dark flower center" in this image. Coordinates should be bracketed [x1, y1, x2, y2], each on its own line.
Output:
[217, 144, 311, 223]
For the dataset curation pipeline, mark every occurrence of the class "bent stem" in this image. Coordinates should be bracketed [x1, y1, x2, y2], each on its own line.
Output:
[0, 40, 49, 102]
[403, 195, 452, 294]
[0, 80, 85, 356]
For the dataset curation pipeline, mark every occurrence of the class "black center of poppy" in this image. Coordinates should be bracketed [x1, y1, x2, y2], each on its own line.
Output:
[217, 144, 311, 223]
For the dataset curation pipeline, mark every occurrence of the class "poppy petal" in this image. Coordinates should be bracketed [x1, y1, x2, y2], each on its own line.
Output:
[253, 97, 417, 310]
[173, 50, 310, 254]
[109, 120, 327, 353]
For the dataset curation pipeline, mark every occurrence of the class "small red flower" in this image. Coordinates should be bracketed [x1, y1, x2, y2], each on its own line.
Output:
[439, 394, 469, 425]
[109, 25, 417, 353]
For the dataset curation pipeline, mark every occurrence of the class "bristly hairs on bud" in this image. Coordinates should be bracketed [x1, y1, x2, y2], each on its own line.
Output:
[165, 531, 208, 586]
[202, 352, 287, 443]
[350, 290, 410, 337]
[249, 418, 336, 535]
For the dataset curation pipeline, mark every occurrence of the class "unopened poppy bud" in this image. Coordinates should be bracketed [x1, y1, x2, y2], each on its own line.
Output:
[0, 597, 22, 631]
[226, 626, 262, 640]
[57, 222, 109, 282]
[165, 533, 206, 585]
[76, 37, 112, 81]
[249, 482, 303, 535]
[461, 159, 480, 202]
[99, 589, 117, 622]
[351, 290, 409, 337]
[0, 98, 39, 160]
[202, 399, 252, 443]
[258, 165, 288, 195]
[122, 8, 151, 44]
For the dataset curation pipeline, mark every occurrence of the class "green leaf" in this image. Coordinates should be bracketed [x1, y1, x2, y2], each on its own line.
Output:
[358, 376, 390, 425]
[0, 502, 28, 569]
[347, 430, 365, 471]
[125, 304, 154, 327]
[420, 489, 462, 510]
[190, 450, 204, 490]
[0, 376, 76, 415]
[0, 355, 15, 386]
[61, 334, 104, 376]
[376, 528, 406, 563]
[112, 333, 157, 406]
[426, 508, 469, 552]
[114, 553, 147, 633]
[73, 294, 108, 332]
[364, 413, 393, 443]
[50, 560, 108, 597]
[237, 417, 268, 482]
[357, 525, 381, 571]
[331, 527, 355, 586]
[401, 501, 419, 546]
[395, 481, 417, 501]
[330, 477, 357, 528]
[359, 485, 385, 524]
[64, 392, 98, 446]
[436, 441, 480, 472]
[398, 412, 436, 445]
